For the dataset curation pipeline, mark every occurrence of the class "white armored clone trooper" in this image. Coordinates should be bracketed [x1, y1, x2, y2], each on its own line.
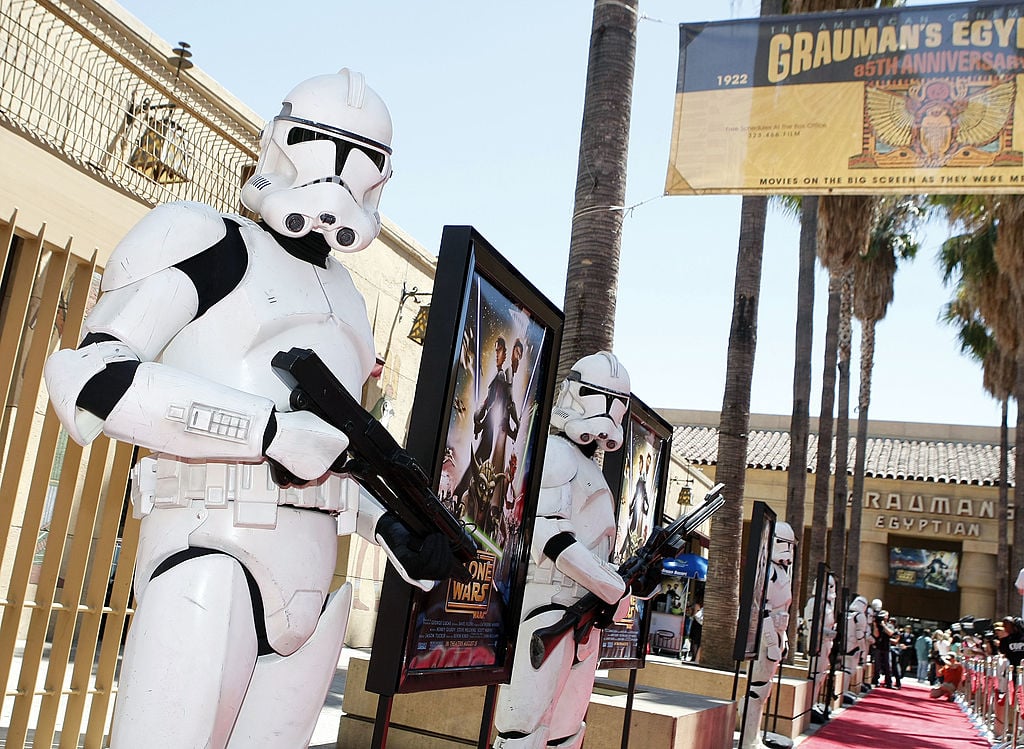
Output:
[44, 69, 458, 749]
[842, 595, 871, 701]
[807, 574, 837, 718]
[740, 521, 796, 749]
[492, 352, 642, 749]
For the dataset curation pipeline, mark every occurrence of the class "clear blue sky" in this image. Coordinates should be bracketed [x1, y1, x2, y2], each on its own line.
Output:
[112, 0, 1007, 429]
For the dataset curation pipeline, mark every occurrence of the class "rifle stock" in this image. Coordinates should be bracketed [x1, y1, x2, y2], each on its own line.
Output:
[528, 484, 726, 669]
[271, 347, 478, 571]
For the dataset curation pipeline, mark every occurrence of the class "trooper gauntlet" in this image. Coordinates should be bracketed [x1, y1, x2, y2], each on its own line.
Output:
[373, 512, 460, 582]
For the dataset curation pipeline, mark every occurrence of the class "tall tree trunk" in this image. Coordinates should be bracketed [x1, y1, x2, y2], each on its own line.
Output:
[702, 195, 767, 670]
[1014, 356, 1024, 619]
[559, 0, 637, 378]
[846, 320, 875, 588]
[998, 397, 1009, 616]
[786, 196, 816, 657]
[829, 271, 854, 572]
[809, 274, 840, 589]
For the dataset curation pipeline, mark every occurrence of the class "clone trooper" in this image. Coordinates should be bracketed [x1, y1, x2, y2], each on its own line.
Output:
[44, 69, 456, 748]
[740, 521, 795, 749]
[492, 352, 635, 749]
[807, 574, 837, 716]
[842, 595, 871, 701]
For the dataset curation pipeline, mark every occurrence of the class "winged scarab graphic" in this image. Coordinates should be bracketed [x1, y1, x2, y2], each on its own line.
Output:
[864, 78, 1015, 167]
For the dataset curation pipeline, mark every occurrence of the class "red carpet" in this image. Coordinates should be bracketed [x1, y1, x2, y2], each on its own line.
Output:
[797, 680, 989, 749]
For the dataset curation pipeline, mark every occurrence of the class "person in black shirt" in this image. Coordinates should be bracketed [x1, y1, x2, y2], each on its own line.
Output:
[997, 616, 1024, 667]
[898, 625, 916, 676]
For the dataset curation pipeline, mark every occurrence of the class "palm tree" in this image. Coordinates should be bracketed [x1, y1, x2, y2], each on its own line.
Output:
[790, 0, 892, 611]
[700, 0, 785, 671]
[846, 197, 921, 588]
[702, 195, 770, 669]
[933, 198, 1015, 612]
[991, 196, 1024, 615]
[781, 195, 817, 656]
[810, 195, 874, 591]
[558, 0, 637, 378]
[942, 309, 1013, 613]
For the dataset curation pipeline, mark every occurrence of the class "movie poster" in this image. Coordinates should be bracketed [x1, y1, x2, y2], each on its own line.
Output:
[889, 546, 960, 592]
[613, 419, 662, 563]
[406, 272, 550, 672]
[598, 399, 671, 669]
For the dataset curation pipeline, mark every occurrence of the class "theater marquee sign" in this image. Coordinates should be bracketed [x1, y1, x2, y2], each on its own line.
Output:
[667, 2, 1024, 195]
[862, 491, 997, 540]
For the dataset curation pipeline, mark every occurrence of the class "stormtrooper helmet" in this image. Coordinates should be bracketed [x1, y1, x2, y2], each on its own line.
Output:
[241, 68, 393, 253]
[870, 598, 883, 612]
[549, 352, 630, 451]
[850, 595, 869, 614]
[772, 521, 796, 566]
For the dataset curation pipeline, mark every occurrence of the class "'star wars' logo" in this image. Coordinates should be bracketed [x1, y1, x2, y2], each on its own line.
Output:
[445, 551, 496, 618]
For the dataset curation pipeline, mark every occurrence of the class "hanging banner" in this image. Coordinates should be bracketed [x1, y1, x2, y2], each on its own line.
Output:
[666, 2, 1024, 195]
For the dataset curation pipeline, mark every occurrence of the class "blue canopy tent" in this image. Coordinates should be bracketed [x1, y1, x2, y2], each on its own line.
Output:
[659, 553, 708, 658]
[662, 553, 708, 581]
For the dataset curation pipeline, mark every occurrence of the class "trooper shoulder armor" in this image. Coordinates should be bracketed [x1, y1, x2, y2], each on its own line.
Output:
[540, 435, 579, 490]
[101, 201, 230, 292]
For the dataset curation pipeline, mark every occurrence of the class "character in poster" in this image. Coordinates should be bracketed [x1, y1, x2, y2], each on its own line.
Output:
[43, 70, 458, 748]
[450, 290, 542, 547]
[474, 336, 521, 523]
[617, 452, 651, 558]
[492, 352, 634, 749]
[740, 522, 795, 749]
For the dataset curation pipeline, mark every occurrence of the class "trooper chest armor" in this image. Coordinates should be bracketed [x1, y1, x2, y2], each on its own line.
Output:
[157, 219, 376, 405]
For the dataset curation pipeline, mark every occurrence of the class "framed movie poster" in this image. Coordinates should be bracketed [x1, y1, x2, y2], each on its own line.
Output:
[597, 396, 673, 669]
[807, 562, 829, 663]
[733, 501, 776, 662]
[367, 225, 563, 694]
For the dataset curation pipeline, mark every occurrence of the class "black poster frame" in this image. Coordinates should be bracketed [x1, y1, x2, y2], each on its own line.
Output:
[733, 501, 776, 662]
[807, 562, 829, 661]
[366, 225, 563, 695]
[597, 395, 673, 670]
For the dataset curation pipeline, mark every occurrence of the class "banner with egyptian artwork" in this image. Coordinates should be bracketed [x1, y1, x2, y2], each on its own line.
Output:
[667, 2, 1024, 195]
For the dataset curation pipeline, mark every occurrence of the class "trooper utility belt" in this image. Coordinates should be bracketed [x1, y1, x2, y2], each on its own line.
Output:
[130, 454, 361, 532]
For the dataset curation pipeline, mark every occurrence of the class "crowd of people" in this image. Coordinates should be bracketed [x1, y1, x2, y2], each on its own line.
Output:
[859, 613, 1024, 702]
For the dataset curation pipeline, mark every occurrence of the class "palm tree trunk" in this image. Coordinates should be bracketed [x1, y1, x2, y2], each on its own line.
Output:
[846, 320, 875, 588]
[1013, 355, 1024, 618]
[829, 271, 854, 572]
[997, 397, 1009, 616]
[559, 0, 637, 378]
[785, 196, 816, 657]
[702, 195, 767, 670]
[809, 274, 840, 589]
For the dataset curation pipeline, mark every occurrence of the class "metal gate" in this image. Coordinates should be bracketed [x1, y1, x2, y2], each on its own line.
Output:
[0, 210, 135, 748]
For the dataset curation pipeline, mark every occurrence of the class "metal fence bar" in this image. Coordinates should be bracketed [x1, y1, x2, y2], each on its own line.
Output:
[0, 241, 71, 724]
[32, 250, 96, 745]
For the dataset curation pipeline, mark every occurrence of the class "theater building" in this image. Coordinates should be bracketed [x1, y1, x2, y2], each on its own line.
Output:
[665, 409, 1010, 624]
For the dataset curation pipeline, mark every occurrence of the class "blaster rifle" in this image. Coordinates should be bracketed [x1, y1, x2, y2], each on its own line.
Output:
[271, 347, 478, 577]
[529, 483, 726, 669]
